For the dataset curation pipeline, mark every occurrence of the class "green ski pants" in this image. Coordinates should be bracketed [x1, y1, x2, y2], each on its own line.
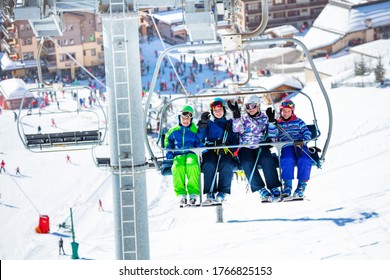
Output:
[171, 153, 200, 196]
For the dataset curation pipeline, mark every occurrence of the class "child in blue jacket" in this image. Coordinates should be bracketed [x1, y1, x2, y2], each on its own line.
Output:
[197, 98, 239, 203]
[273, 99, 313, 198]
[165, 105, 201, 205]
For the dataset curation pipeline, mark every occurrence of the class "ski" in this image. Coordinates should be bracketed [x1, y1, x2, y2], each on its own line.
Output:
[281, 196, 305, 202]
[179, 203, 201, 208]
[261, 196, 304, 203]
[201, 202, 222, 207]
[179, 202, 222, 208]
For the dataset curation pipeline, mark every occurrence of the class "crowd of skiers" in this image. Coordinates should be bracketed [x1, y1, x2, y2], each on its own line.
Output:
[165, 96, 315, 205]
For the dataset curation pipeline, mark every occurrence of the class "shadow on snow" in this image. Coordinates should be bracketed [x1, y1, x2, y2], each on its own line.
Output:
[227, 211, 379, 226]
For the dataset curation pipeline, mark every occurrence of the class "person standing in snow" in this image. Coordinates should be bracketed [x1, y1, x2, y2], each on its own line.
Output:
[16, 166, 21, 176]
[51, 118, 57, 128]
[228, 95, 281, 201]
[197, 98, 239, 204]
[66, 155, 71, 163]
[268, 99, 312, 198]
[98, 199, 104, 211]
[0, 160, 5, 173]
[58, 238, 65, 255]
[164, 105, 201, 205]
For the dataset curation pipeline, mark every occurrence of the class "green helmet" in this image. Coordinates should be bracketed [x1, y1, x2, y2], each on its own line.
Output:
[180, 105, 194, 115]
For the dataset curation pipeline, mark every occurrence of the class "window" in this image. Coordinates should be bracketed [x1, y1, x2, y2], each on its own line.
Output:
[287, 0, 296, 4]
[287, 10, 300, 17]
[69, 39, 75, 45]
[274, 0, 284, 5]
[68, 24, 73, 31]
[20, 24, 25, 31]
[59, 53, 76, 62]
[273, 12, 285, 19]
[247, 3, 259, 10]
[91, 49, 96, 56]
[23, 52, 33, 60]
[89, 34, 95, 42]
[89, 20, 93, 27]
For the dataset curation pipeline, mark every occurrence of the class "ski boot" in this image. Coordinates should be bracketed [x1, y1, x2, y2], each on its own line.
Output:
[189, 194, 199, 205]
[216, 192, 227, 203]
[270, 187, 281, 202]
[179, 195, 187, 206]
[293, 181, 307, 198]
[202, 193, 216, 205]
[259, 187, 272, 202]
[282, 180, 293, 198]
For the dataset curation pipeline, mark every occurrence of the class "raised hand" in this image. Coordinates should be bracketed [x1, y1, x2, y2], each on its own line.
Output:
[227, 100, 241, 119]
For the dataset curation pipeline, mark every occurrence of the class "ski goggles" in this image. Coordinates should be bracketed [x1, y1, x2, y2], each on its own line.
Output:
[245, 103, 258, 110]
[181, 111, 193, 118]
[281, 100, 295, 109]
[210, 100, 224, 110]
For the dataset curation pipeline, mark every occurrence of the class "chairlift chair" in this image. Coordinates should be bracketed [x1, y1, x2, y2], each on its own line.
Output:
[17, 85, 107, 153]
[143, 38, 332, 176]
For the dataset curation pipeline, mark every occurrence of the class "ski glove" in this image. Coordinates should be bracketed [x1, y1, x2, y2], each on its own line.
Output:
[166, 152, 174, 160]
[293, 140, 304, 148]
[227, 100, 241, 119]
[266, 107, 277, 124]
[197, 112, 210, 129]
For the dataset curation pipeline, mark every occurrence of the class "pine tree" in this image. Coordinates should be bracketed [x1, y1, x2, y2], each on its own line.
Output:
[374, 56, 385, 83]
[354, 55, 370, 76]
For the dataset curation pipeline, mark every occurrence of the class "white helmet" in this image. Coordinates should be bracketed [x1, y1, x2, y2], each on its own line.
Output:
[244, 95, 261, 107]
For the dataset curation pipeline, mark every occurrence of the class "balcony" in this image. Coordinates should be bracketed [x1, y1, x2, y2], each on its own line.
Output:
[269, 0, 328, 12]
[1, 38, 18, 53]
[245, 8, 261, 15]
[1, 24, 18, 39]
[44, 58, 58, 70]
[42, 45, 56, 55]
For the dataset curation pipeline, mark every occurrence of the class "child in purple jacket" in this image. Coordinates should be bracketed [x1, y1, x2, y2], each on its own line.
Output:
[228, 95, 281, 201]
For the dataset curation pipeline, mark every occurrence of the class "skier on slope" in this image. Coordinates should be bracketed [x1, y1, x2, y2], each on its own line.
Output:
[0, 160, 5, 173]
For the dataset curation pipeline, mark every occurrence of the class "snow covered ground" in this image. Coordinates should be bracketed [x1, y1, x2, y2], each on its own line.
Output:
[1, 36, 390, 279]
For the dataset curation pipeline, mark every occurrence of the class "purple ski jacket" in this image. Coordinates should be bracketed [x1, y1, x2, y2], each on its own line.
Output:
[232, 112, 278, 148]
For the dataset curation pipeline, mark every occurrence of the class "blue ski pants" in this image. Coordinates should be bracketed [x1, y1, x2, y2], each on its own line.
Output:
[280, 145, 312, 181]
[201, 151, 235, 194]
[239, 147, 281, 192]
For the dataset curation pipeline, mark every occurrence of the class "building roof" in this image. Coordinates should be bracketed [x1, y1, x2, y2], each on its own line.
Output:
[265, 25, 299, 37]
[350, 38, 390, 58]
[0, 78, 33, 100]
[151, 9, 184, 25]
[301, 0, 390, 50]
[1, 52, 43, 71]
[248, 75, 303, 91]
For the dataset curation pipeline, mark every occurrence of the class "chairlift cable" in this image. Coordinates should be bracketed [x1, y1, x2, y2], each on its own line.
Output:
[6, 173, 41, 215]
[150, 14, 189, 96]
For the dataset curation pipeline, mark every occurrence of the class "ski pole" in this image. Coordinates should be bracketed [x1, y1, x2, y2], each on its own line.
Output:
[209, 123, 230, 194]
[276, 123, 319, 167]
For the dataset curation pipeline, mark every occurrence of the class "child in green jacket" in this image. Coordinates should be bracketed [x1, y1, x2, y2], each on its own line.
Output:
[165, 105, 201, 205]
